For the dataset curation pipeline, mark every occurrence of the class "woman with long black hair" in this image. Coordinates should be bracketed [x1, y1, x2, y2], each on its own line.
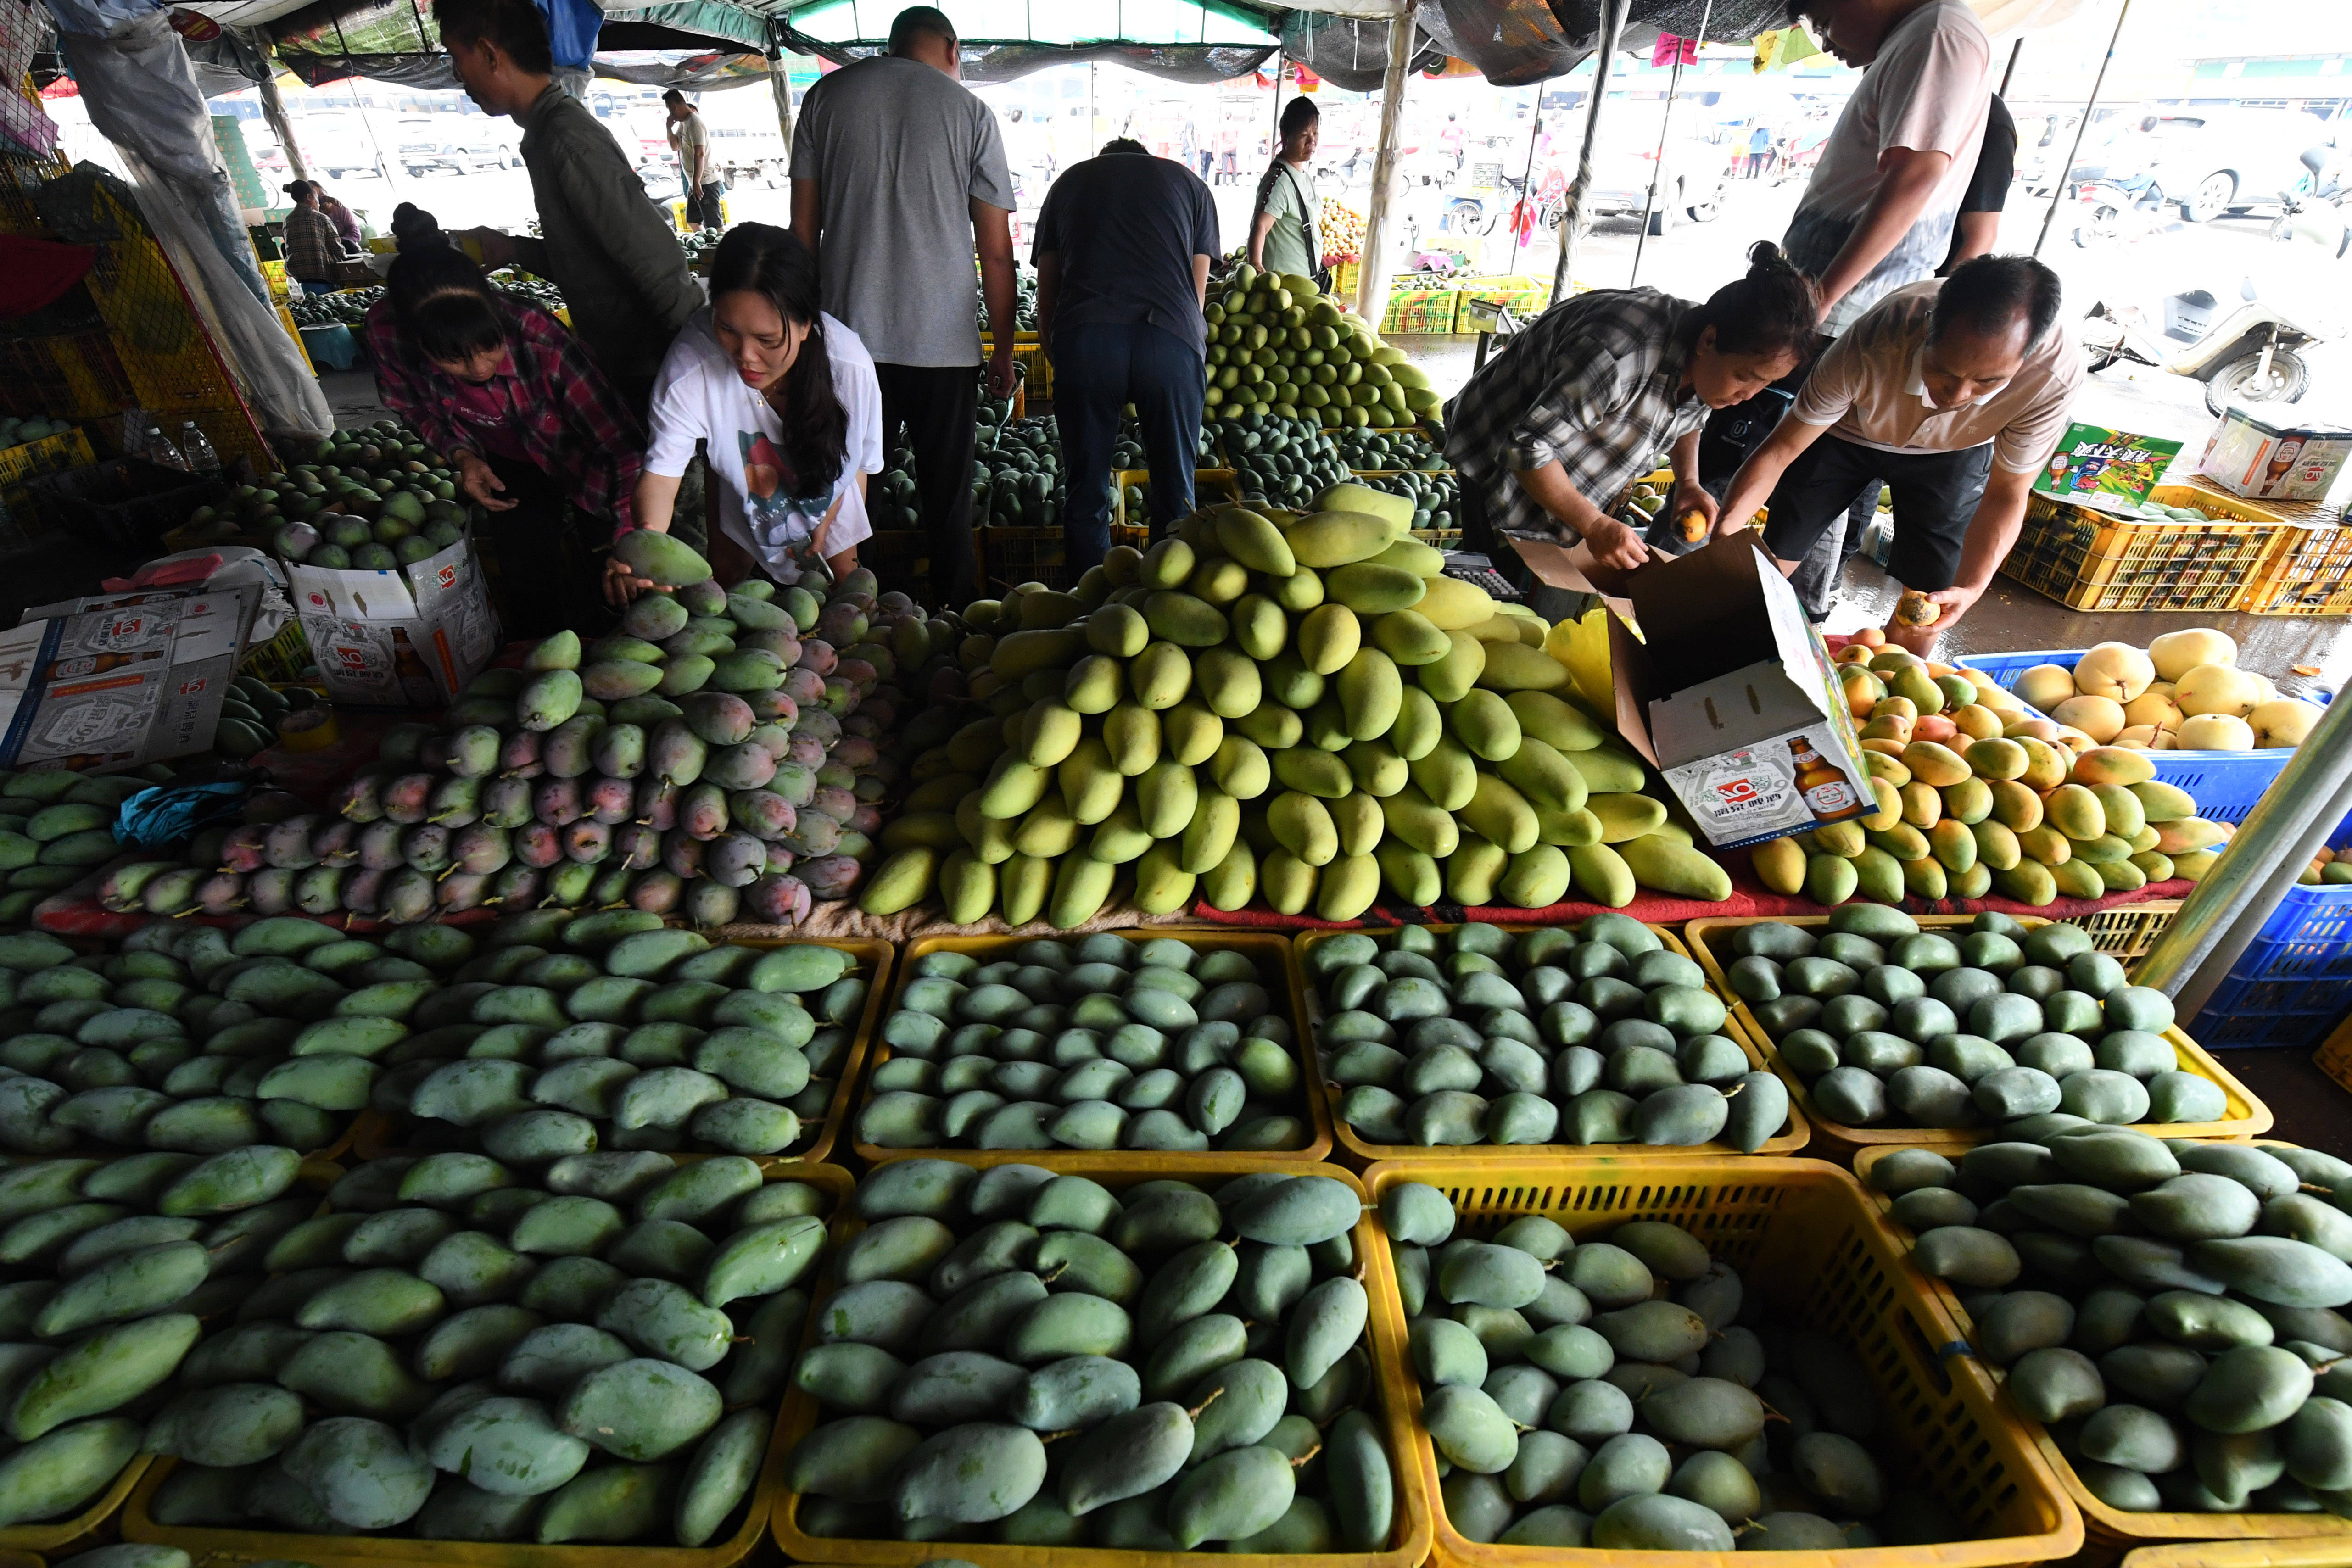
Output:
[1246, 96, 1322, 284]
[362, 203, 643, 636]
[610, 223, 880, 602]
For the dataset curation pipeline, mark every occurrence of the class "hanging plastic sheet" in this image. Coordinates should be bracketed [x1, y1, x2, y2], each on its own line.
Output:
[1277, 12, 1441, 93]
[1414, 0, 1783, 85]
[778, 29, 1275, 83]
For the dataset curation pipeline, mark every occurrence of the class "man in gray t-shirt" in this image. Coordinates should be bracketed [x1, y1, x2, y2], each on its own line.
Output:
[791, 6, 1017, 604]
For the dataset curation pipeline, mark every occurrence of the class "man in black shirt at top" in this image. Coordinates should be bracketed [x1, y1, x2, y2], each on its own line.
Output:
[1033, 138, 1220, 570]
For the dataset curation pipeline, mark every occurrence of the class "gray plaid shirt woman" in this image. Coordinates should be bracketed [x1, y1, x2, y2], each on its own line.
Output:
[1443, 289, 1709, 544]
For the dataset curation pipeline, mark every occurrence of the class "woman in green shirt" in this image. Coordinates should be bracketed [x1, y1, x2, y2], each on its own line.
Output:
[1248, 97, 1320, 281]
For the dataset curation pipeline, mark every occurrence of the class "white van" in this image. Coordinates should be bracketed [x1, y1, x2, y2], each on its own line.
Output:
[695, 92, 790, 186]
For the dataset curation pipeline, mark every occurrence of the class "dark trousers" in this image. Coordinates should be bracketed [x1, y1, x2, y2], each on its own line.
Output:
[1762, 435, 1993, 599]
[1053, 324, 1203, 569]
[875, 362, 978, 604]
[480, 454, 605, 641]
[687, 182, 725, 227]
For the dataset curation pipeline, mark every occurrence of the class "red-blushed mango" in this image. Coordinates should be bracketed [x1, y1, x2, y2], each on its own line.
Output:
[2157, 818, 2228, 855]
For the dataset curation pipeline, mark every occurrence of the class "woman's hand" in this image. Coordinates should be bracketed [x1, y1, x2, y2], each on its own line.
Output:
[455, 452, 516, 513]
[603, 555, 656, 608]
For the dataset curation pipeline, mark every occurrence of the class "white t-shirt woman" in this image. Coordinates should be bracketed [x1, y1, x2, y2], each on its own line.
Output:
[615, 226, 882, 597]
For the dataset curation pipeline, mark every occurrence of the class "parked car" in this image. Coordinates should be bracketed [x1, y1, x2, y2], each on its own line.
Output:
[705, 122, 788, 186]
[1580, 125, 1729, 234]
[2074, 107, 2339, 223]
[296, 115, 388, 181]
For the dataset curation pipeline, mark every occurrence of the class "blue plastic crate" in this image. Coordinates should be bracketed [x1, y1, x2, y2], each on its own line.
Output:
[2186, 882, 2352, 1049]
[1958, 647, 2297, 826]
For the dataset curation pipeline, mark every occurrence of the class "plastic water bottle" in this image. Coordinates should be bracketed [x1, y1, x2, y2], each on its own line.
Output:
[179, 422, 221, 476]
[145, 421, 189, 473]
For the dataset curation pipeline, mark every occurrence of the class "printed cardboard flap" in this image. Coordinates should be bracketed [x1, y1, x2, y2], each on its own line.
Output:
[285, 529, 475, 623]
[2034, 422, 2185, 512]
[1607, 532, 1838, 772]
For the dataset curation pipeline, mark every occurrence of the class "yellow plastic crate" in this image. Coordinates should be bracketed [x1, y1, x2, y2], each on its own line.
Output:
[1852, 1139, 2352, 1553]
[1359, 1154, 2084, 1568]
[123, 1161, 855, 1568]
[2124, 1542, 2352, 1568]
[2073, 898, 2184, 970]
[851, 927, 1333, 1170]
[1685, 915, 2272, 1160]
[2000, 484, 2291, 613]
[1296, 923, 1812, 1165]
[354, 937, 890, 1168]
[771, 1159, 1434, 1568]
[2241, 520, 2352, 616]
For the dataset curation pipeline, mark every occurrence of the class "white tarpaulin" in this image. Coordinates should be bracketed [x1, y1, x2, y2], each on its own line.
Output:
[55, 9, 332, 443]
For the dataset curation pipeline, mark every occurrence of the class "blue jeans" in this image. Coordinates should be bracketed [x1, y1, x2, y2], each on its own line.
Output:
[1051, 323, 1203, 569]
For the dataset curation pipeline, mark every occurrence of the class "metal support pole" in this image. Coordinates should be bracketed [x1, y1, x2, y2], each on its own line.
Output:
[1631, 0, 1712, 287]
[765, 25, 795, 152]
[1356, 11, 1412, 321]
[1998, 36, 2022, 97]
[2034, 0, 2130, 257]
[1551, 0, 1630, 302]
[1268, 51, 1285, 157]
[2133, 687, 2352, 1016]
[255, 58, 308, 183]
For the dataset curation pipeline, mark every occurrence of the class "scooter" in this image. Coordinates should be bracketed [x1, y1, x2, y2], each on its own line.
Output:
[2268, 146, 2352, 259]
[2071, 173, 2172, 247]
[2080, 277, 2329, 416]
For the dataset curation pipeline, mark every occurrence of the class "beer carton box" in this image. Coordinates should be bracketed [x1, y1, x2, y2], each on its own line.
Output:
[286, 530, 499, 708]
[1605, 531, 1872, 851]
[2197, 407, 2352, 502]
[0, 583, 261, 771]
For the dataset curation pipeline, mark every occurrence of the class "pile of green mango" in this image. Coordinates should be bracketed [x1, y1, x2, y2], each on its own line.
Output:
[1308, 915, 1792, 1152]
[0, 770, 151, 926]
[0, 919, 449, 1159]
[1716, 905, 2228, 1132]
[136, 1151, 828, 1546]
[858, 932, 1306, 1153]
[1384, 1181, 1975, 1551]
[380, 909, 867, 1158]
[0, 1144, 313, 1528]
[784, 1163, 1398, 1552]
[1874, 1132, 2352, 1517]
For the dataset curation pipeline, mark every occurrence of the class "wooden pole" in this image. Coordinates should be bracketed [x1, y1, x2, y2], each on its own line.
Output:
[1551, 0, 1630, 302]
[255, 59, 308, 183]
[1355, 10, 1413, 322]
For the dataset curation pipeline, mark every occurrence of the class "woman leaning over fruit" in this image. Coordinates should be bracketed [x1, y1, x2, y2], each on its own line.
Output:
[608, 223, 880, 605]
[363, 203, 643, 639]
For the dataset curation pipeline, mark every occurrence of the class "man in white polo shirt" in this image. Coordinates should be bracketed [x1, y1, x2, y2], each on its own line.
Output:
[1710, 255, 2083, 653]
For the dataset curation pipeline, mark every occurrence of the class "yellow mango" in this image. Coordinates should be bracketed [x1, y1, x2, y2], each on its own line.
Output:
[1565, 842, 1634, 909]
[1900, 740, 1971, 788]
[2017, 825, 2073, 866]
[1461, 774, 1540, 854]
[2045, 783, 2107, 842]
[1419, 631, 1486, 703]
[1969, 819, 2021, 871]
[1297, 604, 1362, 677]
[1928, 820, 1978, 873]
[1866, 824, 1929, 862]
[1805, 852, 1859, 906]
[1620, 835, 1731, 901]
[1752, 836, 1807, 895]
[1590, 793, 1669, 844]
[1809, 821, 1866, 858]
[1902, 856, 1948, 900]
[1375, 841, 1441, 907]
[1285, 510, 1396, 568]
[1989, 778, 2044, 832]
[1414, 574, 1497, 631]
[2070, 745, 2158, 788]
[1899, 782, 1943, 830]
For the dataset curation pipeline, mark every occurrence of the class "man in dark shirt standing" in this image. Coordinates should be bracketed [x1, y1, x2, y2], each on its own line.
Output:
[1033, 138, 1219, 568]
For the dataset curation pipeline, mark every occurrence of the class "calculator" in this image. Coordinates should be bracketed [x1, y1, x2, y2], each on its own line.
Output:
[1441, 552, 1525, 602]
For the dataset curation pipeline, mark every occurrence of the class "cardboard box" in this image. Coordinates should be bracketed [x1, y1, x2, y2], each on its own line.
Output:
[1602, 533, 1872, 851]
[2034, 423, 2185, 514]
[0, 583, 260, 772]
[287, 532, 500, 708]
[2197, 407, 2352, 502]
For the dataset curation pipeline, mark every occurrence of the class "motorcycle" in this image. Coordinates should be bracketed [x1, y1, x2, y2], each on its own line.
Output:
[2268, 146, 2352, 260]
[2071, 173, 2173, 247]
[2080, 277, 2328, 417]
